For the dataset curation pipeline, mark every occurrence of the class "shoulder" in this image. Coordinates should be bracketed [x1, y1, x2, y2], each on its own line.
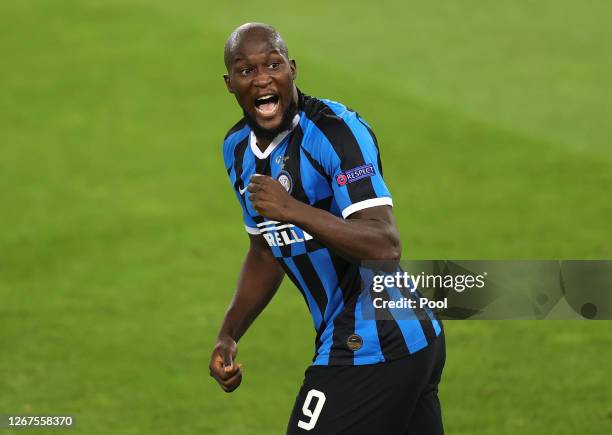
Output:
[301, 93, 372, 139]
[300, 93, 376, 154]
[222, 118, 250, 168]
[224, 117, 248, 138]
[301, 94, 349, 126]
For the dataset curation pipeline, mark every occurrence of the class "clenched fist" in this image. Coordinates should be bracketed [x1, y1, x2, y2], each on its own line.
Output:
[247, 174, 301, 221]
[209, 336, 243, 393]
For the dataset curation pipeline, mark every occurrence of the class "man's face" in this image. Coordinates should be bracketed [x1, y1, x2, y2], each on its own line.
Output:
[224, 36, 296, 137]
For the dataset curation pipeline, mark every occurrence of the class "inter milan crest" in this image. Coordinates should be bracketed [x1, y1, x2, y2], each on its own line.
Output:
[277, 170, 293, 193]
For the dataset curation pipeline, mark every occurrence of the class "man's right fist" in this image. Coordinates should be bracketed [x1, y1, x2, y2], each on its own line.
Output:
[209, 336, 243, 393]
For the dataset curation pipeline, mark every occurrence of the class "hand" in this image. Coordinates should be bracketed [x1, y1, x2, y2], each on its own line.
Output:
[247, 174, 300, 221]
[209, 336, 243, 393]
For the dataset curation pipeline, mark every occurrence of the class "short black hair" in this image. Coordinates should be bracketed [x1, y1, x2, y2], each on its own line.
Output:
[224, 22, 289, 71]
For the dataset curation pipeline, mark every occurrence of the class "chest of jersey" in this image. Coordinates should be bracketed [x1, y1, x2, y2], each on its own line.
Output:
[242, 133, 336, 257]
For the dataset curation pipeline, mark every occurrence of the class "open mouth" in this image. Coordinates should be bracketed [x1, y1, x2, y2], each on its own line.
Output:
[254, 94, 280, 117]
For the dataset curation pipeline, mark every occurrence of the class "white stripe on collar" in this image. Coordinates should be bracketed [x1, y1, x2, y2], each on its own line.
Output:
[249, 114, 300, 160]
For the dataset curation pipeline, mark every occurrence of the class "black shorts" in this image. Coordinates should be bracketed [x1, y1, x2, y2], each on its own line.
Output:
[286, 333, 446, 435]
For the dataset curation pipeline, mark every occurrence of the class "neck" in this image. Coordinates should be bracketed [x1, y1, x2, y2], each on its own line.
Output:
[255, 136, 272, 151]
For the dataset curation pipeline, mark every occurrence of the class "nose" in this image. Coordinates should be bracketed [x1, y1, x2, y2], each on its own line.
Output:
[253, 67, 272, 88]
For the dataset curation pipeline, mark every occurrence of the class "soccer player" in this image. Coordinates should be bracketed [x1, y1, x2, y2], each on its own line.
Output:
[210, 22, 446, 434]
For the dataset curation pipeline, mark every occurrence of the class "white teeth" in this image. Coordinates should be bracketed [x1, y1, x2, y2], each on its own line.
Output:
[257, 95, 276, 102]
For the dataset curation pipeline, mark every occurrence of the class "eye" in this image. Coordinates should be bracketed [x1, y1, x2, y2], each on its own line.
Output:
[239, 67, 253, 76]
[268, 62, 280, 70]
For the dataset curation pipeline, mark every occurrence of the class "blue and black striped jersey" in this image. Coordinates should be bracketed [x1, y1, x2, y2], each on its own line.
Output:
[222, 90, 442, 366]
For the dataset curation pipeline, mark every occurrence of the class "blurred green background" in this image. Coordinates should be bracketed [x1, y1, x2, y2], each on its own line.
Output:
[1, 1, 611, 434]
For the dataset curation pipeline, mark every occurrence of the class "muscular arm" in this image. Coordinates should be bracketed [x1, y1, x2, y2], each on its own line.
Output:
[209, 233, 284, 392]
[216, 234, 284, 342]
[248, 174, 402, 261]
[288, 202, 400, 262]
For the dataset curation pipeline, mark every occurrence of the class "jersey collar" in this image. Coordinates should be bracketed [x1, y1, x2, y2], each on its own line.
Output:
[249, 114, 300, 160]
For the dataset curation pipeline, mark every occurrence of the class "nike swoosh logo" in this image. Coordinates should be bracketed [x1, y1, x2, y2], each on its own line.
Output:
[238, 185, 248, 195]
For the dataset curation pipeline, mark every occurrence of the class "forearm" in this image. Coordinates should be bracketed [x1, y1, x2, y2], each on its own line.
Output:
[288, 202, 401, 261]
[246, 174, 401, 262]
[217, 244, 284, 342]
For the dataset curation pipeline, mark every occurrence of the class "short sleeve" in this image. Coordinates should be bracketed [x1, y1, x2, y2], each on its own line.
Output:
[229, 170, 261, 235]
[318, 112, 392, 218]
[223, 125, 260, 235]
[242, 210, 260, 234]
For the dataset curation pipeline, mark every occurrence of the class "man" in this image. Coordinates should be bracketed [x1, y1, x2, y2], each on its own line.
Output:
[210, 22, 446, 435]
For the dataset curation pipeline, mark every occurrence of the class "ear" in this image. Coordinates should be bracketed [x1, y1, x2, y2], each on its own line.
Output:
[289, 59, 297, 80]
[223, 74, 234, 94]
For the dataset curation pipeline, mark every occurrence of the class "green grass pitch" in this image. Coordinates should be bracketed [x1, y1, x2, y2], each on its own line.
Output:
[1, 1, 611, 434]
